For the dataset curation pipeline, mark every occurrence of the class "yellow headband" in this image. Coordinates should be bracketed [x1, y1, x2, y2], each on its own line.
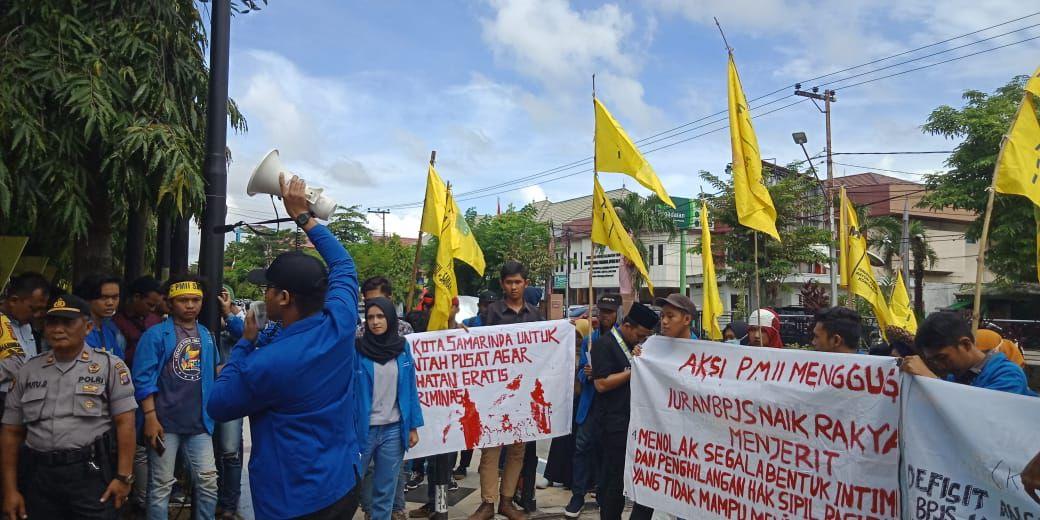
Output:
[168, 281, 203, 299]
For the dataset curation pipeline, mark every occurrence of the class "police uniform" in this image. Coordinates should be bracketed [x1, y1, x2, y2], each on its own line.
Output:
[0, 315, 27, 419]
[2, 296, 137, 519]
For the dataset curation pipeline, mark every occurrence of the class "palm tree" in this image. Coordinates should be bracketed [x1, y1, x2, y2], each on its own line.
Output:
[861, 214, 938, 315]
[609, 193, 678, 294]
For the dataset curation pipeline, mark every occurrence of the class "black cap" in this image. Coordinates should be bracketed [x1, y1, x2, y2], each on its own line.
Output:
[478, 291, 498, 305]
[248, 251, 328, 294]
[46, 295, 91, 319]
[654, 294, 697, 316]
[626, 302, 659, 330]
[596, 294, 621, 311]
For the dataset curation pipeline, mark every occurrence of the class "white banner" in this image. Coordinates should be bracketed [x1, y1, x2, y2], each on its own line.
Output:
[901, 376, 1040, 519]
[405, 320, 575, 459]
[625, 338, 902, 519]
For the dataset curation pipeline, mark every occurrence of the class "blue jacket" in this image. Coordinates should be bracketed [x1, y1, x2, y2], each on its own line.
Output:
[131, 318, 219, 435]
[946, 351, 1038, 397]
[354, 342, 424, 452]
[207, 224, 361, 519]
[577, 326, 616, 425]
[87, 318, 127, 360]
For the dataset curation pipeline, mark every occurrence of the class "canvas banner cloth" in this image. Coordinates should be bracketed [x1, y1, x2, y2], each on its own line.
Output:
[625, 338, 902, 519]
[901, 375, 1040, 519]
[405, 320, 575, 459]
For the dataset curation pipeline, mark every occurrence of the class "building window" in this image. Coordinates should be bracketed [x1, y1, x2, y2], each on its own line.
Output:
[648, 244, 654, 265]
[658, 244, 664, 266]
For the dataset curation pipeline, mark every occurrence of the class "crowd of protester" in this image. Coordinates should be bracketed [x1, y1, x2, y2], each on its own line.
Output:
[0, 175, 1037, 520]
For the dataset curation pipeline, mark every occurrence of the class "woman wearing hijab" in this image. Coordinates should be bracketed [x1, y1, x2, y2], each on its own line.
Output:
[744, 309, 785, 348]
[355, 297, 424, 520]
[722, 321, 748, 344]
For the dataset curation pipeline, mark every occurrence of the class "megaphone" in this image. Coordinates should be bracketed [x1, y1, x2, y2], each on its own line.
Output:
[246, 149, 337, 220]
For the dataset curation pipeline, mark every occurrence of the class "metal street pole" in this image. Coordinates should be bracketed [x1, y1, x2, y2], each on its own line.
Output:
[794, 87, 838, 304]
[198, 0, 231, 336]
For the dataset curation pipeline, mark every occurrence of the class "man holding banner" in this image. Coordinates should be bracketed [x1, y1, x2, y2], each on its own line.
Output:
[590, 302, 658, 520]
[470, 260, 541, 520]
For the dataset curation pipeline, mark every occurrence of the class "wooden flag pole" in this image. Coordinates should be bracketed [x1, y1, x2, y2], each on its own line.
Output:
[753, 231, 763, 347]
[589, 75, 597, 310]
[406, 150, 436, 311]
[971, 171, 999, 332]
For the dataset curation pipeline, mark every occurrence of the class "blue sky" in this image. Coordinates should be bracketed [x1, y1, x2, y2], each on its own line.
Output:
[199, 0, 1040, 244]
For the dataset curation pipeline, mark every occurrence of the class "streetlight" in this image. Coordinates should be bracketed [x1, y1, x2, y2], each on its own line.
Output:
[792, 131, 838, 305]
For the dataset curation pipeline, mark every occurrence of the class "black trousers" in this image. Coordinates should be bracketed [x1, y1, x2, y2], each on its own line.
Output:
[24, 460, 115, 519]
[457, 449, 473, 470]
[630, 502, 655, 520]
[597, 431, 627, 520]
[296, 483, 360, 520]
[517, 441, 538, 510]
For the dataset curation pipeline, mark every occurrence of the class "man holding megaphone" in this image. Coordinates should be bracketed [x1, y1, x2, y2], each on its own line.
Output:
[246, 150, 338, 220]
[208, 173, 363, 519]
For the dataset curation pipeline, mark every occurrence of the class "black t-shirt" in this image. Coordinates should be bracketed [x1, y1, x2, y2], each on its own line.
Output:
[590, 330, 632, 434]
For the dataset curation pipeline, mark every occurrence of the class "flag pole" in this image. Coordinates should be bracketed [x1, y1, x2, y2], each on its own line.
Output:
[971, 163, 1000, 332]
[753, 230, 763, 347]
[406, 150, 436, 311]
[589, 74, 597, 310]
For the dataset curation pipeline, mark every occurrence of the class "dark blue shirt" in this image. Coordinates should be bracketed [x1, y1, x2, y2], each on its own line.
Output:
[946, 351, 1038, 397]
[156, 324, 205, 434]
[207, 224, 361, 519]
[86, 318, 126, 360]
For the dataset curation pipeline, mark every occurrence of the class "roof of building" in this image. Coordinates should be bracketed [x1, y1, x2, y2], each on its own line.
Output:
[531, 187, 633, 224]
[829, 172, 975, 223]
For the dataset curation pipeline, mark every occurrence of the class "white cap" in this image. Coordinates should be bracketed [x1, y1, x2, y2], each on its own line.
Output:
[747, 309, 778, 329]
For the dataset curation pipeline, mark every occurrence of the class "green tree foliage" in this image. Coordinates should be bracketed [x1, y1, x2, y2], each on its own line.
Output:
[422, 205, 553, 296]
[609, 192, 677, 292]
[859, 214, 937, 314]
[223, 228, 309, 301]
[921, 75, 1036, 282]
[700, 166, 830, 306]
[0, 1, 249, 276]
[327, 205, 371, 244]
[348, 237, 416, 305]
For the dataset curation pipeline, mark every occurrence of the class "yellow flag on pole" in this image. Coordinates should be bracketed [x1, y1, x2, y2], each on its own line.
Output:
[840, 187, 892, 333]
[419, 165, 486, 275]
[594, 98, 675, 208]
[888, 271, 917, 334]
[727, 53, 780, 241]
[700, 203, 723, 340]
[420, 166, 447, 236]
[994, 66, 1040, 208]
[428, 192, 458, 332]
[992, 66, 1040, 282]
[592, 176, 653, 292]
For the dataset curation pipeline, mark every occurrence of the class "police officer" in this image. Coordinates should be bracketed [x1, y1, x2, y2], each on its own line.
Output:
[1, 295, 137, 519]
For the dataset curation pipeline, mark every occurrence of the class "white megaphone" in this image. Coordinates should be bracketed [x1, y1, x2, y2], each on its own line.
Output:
[246, 149, 337, 220]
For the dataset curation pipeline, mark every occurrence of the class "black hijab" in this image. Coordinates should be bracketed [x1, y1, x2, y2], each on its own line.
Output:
[356, 297, 405, 364]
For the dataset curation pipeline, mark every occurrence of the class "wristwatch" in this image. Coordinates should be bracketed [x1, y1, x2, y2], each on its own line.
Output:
[115, 473, 135, 485]
[294, 211, 312, 227]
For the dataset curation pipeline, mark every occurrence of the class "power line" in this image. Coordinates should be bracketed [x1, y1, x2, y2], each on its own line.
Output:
[381, 16, 1040, 209]
[831, 151, 954, 156]
[832, 162, 941, 176]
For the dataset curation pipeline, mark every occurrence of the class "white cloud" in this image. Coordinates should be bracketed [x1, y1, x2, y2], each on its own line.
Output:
[519, 184, 548, 204]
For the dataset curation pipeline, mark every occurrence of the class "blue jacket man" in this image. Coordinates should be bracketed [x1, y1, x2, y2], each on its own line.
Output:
[207, 175, 362, 519]
[132, 318, 219, 435]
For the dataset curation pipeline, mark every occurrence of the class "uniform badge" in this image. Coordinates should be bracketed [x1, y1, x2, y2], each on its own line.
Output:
[46, 355, 54, 364]
[83, 399, 96, 410]
[115, 361, 126, 370]
[81, 350, 90, 361]
[82, 384, 99, 393]
[118, 370, 130, 386]
[88, 362, 101, 374]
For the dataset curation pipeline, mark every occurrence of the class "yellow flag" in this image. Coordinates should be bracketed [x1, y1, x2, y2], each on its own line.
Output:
[420, 166, 447, 236]
[839, 191, 852, 288]
[419, 165, 486, 275]
[727, 53, 780, 241]
[840, 187, 892, 333]
[888, 271, 918, 334]
[594, 98, 675, 208]
[446, 196, 486, 275]
[994, 66, 1040, 207]
[592, 176, 653, 292]
[428, 194, 458, 332]
[700, 203, 723, 340]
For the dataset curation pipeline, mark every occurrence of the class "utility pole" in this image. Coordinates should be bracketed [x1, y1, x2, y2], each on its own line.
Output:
[197, 0, 230, 336]
[794, 86, 838, 304]
[367, 208, 390, 240]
